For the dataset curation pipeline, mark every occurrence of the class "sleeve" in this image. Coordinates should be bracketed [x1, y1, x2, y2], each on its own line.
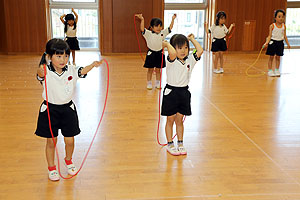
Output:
[162, 28, 171, 39]
[142, 29, 151, 38]
[187, 50, 201, 71]
[77, 66, 87, 78]
[165, 55, 176, 68]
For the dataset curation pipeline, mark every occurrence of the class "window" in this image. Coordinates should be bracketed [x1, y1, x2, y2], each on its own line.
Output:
[49, 1, 99, 50]
[287, 1, 300, 47]
[164, 1, 206, 47]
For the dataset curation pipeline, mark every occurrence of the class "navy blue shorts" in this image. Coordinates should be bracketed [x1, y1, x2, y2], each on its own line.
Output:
[266, 40, 284, 56]
[211, 38, 227, 52]
[161, 84, 191, 116]
[35, 101, 81, 138]
[144, 49, 166, 68]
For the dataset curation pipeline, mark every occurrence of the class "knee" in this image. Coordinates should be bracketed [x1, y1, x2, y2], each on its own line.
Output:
[64, 138, 74, 147]
[47, 139, 57, 149]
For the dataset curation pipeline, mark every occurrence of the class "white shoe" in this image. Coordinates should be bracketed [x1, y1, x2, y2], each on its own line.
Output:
[268, 70, 276, 77]
[178, 145, 187, 155]
[64, 161, 78, 176]
[219, 68, 224, 73]
[48, 170, 60, 181]
[213, 69, 221, 74]
[274, 70, 281, 77]
[147, 82, 152, 90]
[166, 145, 180, 156]
[155, 81, 161, 89]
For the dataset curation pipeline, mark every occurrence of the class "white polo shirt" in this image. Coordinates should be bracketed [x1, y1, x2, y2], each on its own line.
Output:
[209, 24, 228, 39]
[165, 51, 201, 87]
[66, 25, 77, 37]
[142, 28, 171, 51]
[271, 23, 285, 41]
[38, 64, 86, 105]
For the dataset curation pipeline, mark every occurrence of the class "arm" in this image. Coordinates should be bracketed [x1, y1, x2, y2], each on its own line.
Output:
[228, 23, 235, 34]
[264, 24, 273, 47]
[80, 60, 103, 75]
[162, 41, 176, 61]
[169, 14, 177, 30]
[72, 8, 78, 23]
[60, 14, 66, 24]
[37, 65, 46, 78]
[284, 25, 291, 49]
[135, 14, 145, 32]
[188, 33, 203, 58]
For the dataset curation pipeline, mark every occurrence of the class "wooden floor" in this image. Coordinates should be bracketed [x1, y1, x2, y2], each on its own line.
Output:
[1, 50, 300, 200]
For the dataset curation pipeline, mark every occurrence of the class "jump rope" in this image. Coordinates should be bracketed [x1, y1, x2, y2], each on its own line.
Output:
[134, 14, 184, 146]
[43, 59, 109, 179]
[208, 25, 266, 77]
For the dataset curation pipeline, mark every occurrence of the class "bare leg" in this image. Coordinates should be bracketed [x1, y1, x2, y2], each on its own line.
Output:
[275, 56, 281, 70]
[46, 137, 57, 167]
[165, 114, 176, 142]
[268, 56, 274, 70]
[155, 68, 161, 81]
[147, 68, 154, 82]
[219, 52, 224, 69]
[71, 50, 76, 64]
[213, 52, 219, 70]
[64, 137, 75, 161]
[174, 113, 184, 141]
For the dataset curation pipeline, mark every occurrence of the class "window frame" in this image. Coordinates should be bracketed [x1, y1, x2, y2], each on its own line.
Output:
[49, 0, 99, 50]
[286, 1, 300, 48]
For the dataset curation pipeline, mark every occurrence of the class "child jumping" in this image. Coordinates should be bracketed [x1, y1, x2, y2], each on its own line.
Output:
[135, 13, 176, 89]
[264, 9, 291, 77]
[161, 33, 203, 156]
[205, 11, 235, 74]
[35, 38, 102, 181]
[60, 8, 80, 65]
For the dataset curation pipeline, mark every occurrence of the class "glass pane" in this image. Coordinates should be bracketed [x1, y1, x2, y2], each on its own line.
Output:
[165, 0, 204, 3]
[52, 0, 95, 2]
[164, 10, 205, 47]
[51, 9, 99, 48]
[286, 8, 300, 46]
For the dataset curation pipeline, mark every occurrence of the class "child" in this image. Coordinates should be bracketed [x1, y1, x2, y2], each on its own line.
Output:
[135, 13, 176, 89]
[161, 33, 203, 156]
[60, 8, 80, 65]
[35, 38, 102, 181]
[205, 11, 235, 74]
[264, 9, 291, 77]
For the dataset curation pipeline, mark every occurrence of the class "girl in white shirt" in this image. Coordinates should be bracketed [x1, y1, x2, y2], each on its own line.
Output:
[60, 8, 80, 65]
[135, 14, 176, 89]
[161, 33, 203, 156]
[205, 11, 235, 74]
[264, 9, 291, 77]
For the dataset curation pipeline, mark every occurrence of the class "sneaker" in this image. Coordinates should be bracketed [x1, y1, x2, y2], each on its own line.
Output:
[274, 69, 281, 77]
[178, 146, 187, 155]
[64, 160, 78, 176]
[155, 81, 161, 89]
[147, 82, 152, 90]
[268, 70, 275, 77]
[166, 145, 180, 156]
[48, 170, 60, 181]
[219, 68, 224, 73]
[213, 69, 221, 74]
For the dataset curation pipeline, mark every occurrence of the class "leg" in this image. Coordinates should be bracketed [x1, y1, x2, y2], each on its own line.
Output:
[174, 113, 184, 141]
[219, 51, 224, 69]
[165, 114, 176, 142]
[275, 56, 281, 70]
[212, 52, 218, 70]
[155, 68, 161, 81]
[147, 68, 154, 82]
[46, 137, 57, 167]
[71, 50, 76, 64]
[268, 56, 274, 70]
[64, 137, 75, 161]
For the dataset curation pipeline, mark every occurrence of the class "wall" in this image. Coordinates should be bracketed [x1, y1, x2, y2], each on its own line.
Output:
[215, 0, 287, 51]
[0, 0, 47, 54]
[101, 0, 163, 54]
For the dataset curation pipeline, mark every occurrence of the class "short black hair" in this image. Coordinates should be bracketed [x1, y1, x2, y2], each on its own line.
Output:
[215, 11, 226, 26]
[274, 9, 285, 22]
[149, 18, 163, 29]
[45, 38, 70, 57]
[170, 34, 190, 52]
